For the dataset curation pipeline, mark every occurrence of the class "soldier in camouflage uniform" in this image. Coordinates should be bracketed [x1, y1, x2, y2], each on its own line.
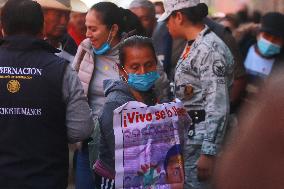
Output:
[158, 0, 234, 188]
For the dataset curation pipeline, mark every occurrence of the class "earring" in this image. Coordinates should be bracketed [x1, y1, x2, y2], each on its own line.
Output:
[120, 75, 127, 82]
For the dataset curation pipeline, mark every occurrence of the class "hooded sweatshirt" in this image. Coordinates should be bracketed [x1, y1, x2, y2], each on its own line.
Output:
[94, 79, 135, 179]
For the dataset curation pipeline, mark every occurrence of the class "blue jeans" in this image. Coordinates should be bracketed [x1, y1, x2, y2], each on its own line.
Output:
[75, 148, 96, 189]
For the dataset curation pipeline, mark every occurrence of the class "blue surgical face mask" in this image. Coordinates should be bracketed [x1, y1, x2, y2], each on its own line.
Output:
[128, 71, 160, 92]
[92, 28, 113, 55]
[257, 36, 281, 57]
[120, 66, 160, 91]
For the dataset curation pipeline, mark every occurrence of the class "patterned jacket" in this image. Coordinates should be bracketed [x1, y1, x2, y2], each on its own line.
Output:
[174, 25, 234, 155]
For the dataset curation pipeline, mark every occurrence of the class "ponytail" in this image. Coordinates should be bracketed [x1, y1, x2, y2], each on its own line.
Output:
[196, 3, 208, 18]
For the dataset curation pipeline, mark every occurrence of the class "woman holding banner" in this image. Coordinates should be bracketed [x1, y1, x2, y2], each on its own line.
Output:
[93, 35, 175, 188]
[72, 2, 170, 188]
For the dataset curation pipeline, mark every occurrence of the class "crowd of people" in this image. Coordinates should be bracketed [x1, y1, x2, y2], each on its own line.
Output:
[0, 0, 283, 188]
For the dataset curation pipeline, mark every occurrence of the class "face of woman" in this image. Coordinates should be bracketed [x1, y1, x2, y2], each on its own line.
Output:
[85, 10, 112, 49]
[166, 14, 183, 39]
[121, 46, 157, 79]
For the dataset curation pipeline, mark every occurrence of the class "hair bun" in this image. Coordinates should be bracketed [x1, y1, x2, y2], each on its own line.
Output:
[119, 7, 125, 16]
[197, 3, 208, 18]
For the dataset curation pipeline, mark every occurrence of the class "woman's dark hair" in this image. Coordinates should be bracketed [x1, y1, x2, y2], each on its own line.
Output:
[172, 3, 208, 24]
[1, 0, 44, 36]
[119, 35, 157, 66]
[90, 2, 146, 37]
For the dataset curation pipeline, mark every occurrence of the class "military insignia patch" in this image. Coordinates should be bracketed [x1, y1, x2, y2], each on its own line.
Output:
[7, 80, 20, 93]
[213, 60, 226, 77]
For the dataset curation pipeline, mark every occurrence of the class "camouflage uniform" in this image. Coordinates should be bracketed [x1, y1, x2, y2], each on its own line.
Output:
[174, 25, 234, 188]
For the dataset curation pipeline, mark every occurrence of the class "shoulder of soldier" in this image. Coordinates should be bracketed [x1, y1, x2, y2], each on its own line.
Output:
[193, 31, 225, 55]
[205, 32, 234, 59]
[193, 32, 234, 73]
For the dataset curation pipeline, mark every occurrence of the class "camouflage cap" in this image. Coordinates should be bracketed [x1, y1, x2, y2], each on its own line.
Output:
[158, 0, 200, 22]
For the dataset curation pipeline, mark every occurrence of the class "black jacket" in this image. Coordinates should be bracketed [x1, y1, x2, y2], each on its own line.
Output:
[0, 35, 69, 189]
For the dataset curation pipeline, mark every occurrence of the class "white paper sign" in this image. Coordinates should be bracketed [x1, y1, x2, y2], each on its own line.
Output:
[114, 100, 191, 189]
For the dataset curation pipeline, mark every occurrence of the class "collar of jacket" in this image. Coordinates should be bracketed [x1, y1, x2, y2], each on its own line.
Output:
[0, 35, 60, 53]
[190, 25, 211, 48]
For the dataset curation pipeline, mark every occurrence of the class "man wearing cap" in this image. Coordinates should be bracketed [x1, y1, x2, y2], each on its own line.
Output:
[36, 0, 87, 63]
[158, 0, 234, 188]
[0, 0, 94, 188]
[68, 0, 88, 45]
[243, 12, 284, 102]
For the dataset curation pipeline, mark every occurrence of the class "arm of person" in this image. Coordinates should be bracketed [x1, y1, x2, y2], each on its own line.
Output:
[98, 102, 122, 155]
[200, 51, 230, 155]
[197, 51, 231, 180]
[62, 65, 94, 143]
[227, 36, 246, 110]
[230, 76, 246, 110]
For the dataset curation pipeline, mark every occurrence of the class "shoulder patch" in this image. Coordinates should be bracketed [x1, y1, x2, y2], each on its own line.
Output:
[212, 60, 226, 77]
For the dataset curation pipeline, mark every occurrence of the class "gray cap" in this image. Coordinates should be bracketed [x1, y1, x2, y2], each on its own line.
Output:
[158, 0, 200, 22]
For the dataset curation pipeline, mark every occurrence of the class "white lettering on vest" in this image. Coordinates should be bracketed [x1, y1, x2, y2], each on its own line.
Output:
[0, 67, 42, 76]
[0, 107, 42, 116]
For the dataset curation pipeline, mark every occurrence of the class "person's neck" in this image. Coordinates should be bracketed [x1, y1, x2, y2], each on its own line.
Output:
[129, 88, 156, 105]
[184, 23, 205, 41]
[130, 88, 145, 103]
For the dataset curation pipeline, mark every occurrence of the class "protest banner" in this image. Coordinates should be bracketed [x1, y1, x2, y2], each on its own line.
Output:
[114, 100, 191, 189]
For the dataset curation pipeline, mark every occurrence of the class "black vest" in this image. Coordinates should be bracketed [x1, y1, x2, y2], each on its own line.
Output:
[0, 36, 68, 189]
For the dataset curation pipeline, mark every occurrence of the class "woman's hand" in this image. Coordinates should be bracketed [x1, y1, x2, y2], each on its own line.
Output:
[197, 154, 215, 181]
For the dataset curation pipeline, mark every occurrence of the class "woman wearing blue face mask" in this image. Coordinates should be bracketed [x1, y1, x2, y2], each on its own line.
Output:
[71, 2, 146, 189]
[93, 35, 160, 188]
[243, 12, 284, 102]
